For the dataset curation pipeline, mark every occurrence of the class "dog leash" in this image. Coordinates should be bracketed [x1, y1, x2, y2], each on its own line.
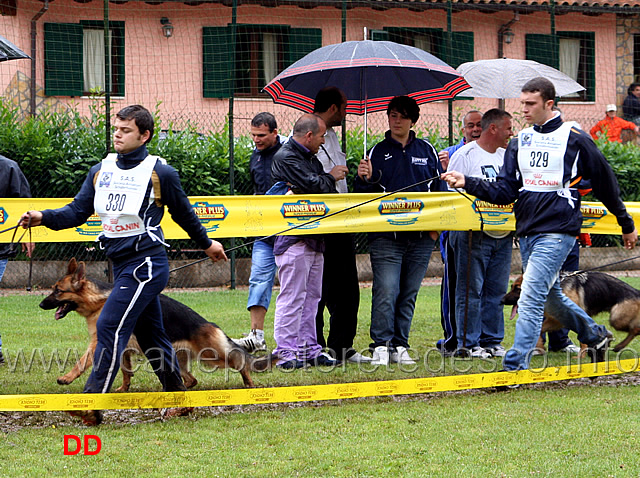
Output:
[4, 218, 33, 291]
[564, 253, 640, 277]
[170, 174, 446, 273]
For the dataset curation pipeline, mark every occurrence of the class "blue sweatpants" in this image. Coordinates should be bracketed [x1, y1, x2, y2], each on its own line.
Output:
[83, 253, 185, 394]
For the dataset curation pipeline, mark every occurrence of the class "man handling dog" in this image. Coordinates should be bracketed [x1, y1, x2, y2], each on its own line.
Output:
[20, 105, 227, 425]
[442, 77, 638, 372]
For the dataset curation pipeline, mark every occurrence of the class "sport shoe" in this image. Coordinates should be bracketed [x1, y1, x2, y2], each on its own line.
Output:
[68, 409, 103, 426]
[390, 346, 416, 365]
[276, 359, 307, 370]
[371, 346, 389, 365]
[555, 344, 581, 354]
[588, 331, 614, 363]
[486, 345, 506, 357]
[346, 352, 372, 363]
[469, 346, 491, 359]
[232, 331, 267, 353]
[306, 352, 341, 367]
[0, 349, 4, 365]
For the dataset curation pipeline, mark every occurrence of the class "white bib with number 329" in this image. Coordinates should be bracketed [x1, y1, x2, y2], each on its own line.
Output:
[94, 154, 157, 238]
[518, 122, 572, 192]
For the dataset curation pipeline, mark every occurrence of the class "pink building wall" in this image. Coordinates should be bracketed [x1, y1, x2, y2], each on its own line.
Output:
[0, 1, 619, 136]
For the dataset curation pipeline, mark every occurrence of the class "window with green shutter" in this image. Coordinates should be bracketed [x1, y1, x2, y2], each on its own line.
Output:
[203, 24, 321, 99]
[526, 32, 595, 102]
[44, 22, 125, 97]
[371, 27, 473, 68]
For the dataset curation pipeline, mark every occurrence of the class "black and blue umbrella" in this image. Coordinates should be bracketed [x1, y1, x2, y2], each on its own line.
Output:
[264, 40, 469, 156]
[264, 40, 469, 115]
[0, 35, 30, 62]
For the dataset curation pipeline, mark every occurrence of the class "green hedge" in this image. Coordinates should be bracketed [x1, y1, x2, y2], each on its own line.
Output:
[2, 98, 638, 201]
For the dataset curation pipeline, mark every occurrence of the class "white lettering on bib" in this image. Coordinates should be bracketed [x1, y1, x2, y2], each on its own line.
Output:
[94, 154, 158, 238]
[518, 122, 572, 192]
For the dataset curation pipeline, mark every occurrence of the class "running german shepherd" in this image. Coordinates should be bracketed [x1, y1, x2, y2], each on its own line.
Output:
[40, 258, 271, 391]
[503, 271, 640, 352]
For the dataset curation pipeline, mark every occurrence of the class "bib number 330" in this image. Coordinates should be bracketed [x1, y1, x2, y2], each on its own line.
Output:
[105, 193, 127, 212]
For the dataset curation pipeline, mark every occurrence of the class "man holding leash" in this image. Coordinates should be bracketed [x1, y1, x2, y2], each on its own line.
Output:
[20, 105, 227, 425]
[442, 77, 637, 372]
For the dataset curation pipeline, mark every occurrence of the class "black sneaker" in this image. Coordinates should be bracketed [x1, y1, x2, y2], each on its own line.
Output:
[587, 331, 614, 363]
[0, 349, 4, 365]
[306, 352, 341, 367]
[276, 359, 307, 370]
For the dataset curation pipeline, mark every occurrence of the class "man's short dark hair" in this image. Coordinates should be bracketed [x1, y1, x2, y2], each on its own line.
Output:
[293, 114, 323, 137]
[481, 108, 512, 131]
[116, 105, 154, 143]
[387, 96, 420, 123]
[251, 112, 277, 132]
[521, 77, 556, 104]
[628, 82, 640, 95]
[313, 87, 345, 114]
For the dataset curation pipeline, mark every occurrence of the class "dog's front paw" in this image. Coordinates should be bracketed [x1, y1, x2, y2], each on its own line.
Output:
[57, 376, 73, 385]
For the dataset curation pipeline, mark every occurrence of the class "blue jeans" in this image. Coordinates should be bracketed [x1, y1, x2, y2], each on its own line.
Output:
[247, 239, 277, 311]
[369, 235, 436, 349]
[451, 231, 512, 350]
[503, 233, 610, 371]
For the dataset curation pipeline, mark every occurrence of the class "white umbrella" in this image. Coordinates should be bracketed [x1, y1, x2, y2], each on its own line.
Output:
[455, 58, 585, 98]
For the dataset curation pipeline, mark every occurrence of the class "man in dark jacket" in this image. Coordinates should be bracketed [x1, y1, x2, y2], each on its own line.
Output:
[233, 112, 282, 353]
[20, 105, 227, 424]
[270, 114, 347, 369]
[356, 96, 446, 366]
[0, 154, 33, 364]
[443, 77, 637, 372]
[622, 82, 640, 124]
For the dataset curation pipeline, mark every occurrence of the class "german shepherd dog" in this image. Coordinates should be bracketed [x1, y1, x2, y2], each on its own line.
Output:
[503, 271, 640, 352]
[40, 258, 271, 391]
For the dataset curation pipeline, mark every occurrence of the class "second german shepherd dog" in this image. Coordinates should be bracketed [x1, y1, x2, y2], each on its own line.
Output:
[40, 258, 271, 391]
[503, 271, 640, 352]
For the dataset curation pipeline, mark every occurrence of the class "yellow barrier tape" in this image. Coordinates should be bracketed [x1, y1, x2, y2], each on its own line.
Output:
[1, 194, 638, 243]
[1, 359, 637, 412]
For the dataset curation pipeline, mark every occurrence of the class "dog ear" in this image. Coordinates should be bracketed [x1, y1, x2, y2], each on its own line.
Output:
[71, 261, 86, 291]
[67, 258, 78, 275]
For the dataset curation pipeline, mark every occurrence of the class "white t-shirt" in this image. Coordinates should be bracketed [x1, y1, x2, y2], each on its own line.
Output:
[316, 127, 348, 194]
[449, 141, 510, 239]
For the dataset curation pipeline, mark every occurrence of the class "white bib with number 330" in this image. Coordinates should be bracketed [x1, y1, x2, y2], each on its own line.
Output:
[518, 122, 572, 192]
[94, 153, 157, 238]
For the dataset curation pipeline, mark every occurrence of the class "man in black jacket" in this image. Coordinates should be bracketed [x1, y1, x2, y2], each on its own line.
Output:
[443, 78, 637, 372]
[0, 154, 33, 364]
[270, 114, 347, 369]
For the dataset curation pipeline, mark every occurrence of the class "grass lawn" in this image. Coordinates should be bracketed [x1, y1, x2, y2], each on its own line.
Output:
[1, 278, 640, 477]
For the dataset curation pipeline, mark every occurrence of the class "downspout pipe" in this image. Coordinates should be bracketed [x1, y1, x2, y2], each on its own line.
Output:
[30, 0, 49, 117]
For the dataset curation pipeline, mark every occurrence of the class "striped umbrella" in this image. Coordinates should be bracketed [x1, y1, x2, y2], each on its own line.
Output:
[0, 35, 30, 62]
[264, 40, 469, 156]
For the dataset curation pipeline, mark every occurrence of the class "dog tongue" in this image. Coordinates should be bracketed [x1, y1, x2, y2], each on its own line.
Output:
[509, 304, 518, 321]
[55, 306, 65, 320]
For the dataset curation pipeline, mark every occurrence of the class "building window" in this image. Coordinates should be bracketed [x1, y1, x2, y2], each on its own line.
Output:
[203, 24, 322, 99]
[526, 32, 595, 102]
[370, 27, 474, 69]
[633, 34, 640, 83]
[44, 21, 125, 97]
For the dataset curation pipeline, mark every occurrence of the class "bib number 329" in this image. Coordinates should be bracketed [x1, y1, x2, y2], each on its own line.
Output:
[529, 151, 549, 168]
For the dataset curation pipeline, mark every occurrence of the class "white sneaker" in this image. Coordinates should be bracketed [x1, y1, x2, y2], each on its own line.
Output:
[371, 346, 389, 365]
[390, 346, 416, 365]
[347, 352, 372, 363]
[470, 346, 491, 359]
[486, 345, 506, 357]
[232, 331, 266, 353]
[556, 344, 581, 354]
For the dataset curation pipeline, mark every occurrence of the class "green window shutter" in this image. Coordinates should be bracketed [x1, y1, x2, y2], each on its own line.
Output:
[370, 30, 390, 41]
[44, 23, 83, 96]
[286, 27, 322, 67]
[582, 32, 595, 102]
[526, 33, 559, 69]
[203, 26, 232, 99]
[446, 32, 474, 68]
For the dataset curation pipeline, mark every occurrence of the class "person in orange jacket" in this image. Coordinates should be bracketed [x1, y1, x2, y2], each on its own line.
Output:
[590, 104, 640, 143]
